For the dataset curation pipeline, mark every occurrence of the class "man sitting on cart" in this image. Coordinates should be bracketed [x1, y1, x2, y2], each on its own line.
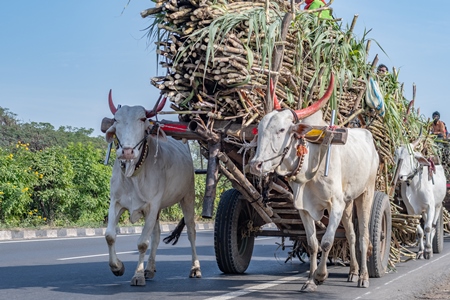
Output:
[431, 111, 447, 139]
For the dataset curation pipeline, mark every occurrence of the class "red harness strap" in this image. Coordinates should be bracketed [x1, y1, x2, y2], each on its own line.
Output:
[427, 158, 436, 182]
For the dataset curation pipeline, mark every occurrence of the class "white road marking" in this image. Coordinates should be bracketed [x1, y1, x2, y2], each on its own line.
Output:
[204, 273, 308, 300]
[53, 237, 276, 261]
[57, 250, 138, 261]
[353, 251, 450, 300]
[0, 234, 140, 244]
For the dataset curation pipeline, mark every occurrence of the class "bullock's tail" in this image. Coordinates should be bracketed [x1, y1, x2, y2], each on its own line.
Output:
[163, 217, 186, 245]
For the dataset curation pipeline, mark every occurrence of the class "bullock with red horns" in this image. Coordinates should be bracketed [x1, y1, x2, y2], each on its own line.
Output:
[104, 91, 201, 286]
[249, 73, 381, 291]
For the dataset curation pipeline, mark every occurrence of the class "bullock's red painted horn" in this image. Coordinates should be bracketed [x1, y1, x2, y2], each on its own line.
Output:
[108, 89, 117, 115]
[270, 78, 281, 110]
[146, 97, 167, 118]
[294, 73, 334, 119]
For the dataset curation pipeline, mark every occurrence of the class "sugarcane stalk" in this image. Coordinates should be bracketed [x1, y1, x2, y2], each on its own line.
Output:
[140, 6, 164, 18]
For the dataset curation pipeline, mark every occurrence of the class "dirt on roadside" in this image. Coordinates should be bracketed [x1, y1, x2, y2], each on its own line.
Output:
[397, 266, 450, 300]
[412, 271, 450, 299]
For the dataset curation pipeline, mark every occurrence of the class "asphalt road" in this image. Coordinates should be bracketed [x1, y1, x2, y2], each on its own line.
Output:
[1, 229, 450, 300]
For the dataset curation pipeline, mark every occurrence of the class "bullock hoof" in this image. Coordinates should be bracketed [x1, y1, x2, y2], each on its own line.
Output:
[189, 267, 202, 278]
[131, 273, 146, 286]
[358, 278, 369, 288]
[313, 271, 328, 285]
[144, 269, 156, 280]
[110, 261, 125, 277]
[347, 272, 359, 282]
[301, 280, 317, 292]
[423, 250, 432, 260]
[314, 278, 325, 286]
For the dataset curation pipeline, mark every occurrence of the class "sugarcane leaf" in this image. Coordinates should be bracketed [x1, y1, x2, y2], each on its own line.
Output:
[243, 44, 254, 69]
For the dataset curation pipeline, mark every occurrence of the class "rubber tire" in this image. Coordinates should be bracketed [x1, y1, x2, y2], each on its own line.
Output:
[367, 191, 392, 278]
[214, 189, 255, 274]
[432, 206, 444, 254]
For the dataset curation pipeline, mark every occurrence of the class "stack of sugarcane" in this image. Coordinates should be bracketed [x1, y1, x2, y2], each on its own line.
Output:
[435, 142, 450, 233]
[141, 0, 448, 267]
[142, 0, 415, 170]
[144, 0, 369, 124]
[435, 141, 450, 179]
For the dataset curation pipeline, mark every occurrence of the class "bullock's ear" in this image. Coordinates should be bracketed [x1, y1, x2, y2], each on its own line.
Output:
[105, 125, 116, 143]
[414, 153, 430, 166]
[101, 117, 114, 133]
[291, 123, 312, 136]
[150, 126, 168, 142]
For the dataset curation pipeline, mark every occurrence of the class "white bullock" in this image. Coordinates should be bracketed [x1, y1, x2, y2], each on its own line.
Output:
[104, 91, 201, 286]
[394, 140, 447, 259]
[249, 74, 379, 291]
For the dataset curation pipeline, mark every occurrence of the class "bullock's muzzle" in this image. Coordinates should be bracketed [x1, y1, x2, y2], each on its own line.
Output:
[116, 134, 148, 161]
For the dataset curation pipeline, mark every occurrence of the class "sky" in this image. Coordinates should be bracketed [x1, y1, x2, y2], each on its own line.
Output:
[1, 1, 450, 137]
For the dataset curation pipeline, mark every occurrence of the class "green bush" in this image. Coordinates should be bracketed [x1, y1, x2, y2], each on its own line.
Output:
[0, 142, 38, 225]
[0, 142, 112, 228]
[65, 143, 111, 223]
[29, 146, 78, 225]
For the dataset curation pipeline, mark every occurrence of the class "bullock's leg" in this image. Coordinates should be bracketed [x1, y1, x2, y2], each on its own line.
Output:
[299, 210, 319, 292]
[416, 224, 424, 259]
[423, 206, 435, 259]
[144, 220, 160, 279]
[314, 200, 345, 286]
[180, 197, 202, 278]
[131, 210, 158, 286]
[355, 192, 372, 288]
[430, 204, 442, 253]
[341, 201, 359, 282]
[105, 204, 126, 277]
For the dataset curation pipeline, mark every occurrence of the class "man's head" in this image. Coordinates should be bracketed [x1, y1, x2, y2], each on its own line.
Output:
[377, 64, 388, 74]
[433, 111, 440, 122]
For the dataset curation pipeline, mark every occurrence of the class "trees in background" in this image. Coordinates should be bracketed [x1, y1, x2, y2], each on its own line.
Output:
[0, 107, 106, 151]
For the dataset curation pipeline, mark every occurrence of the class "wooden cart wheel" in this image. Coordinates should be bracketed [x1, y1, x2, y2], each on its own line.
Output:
[432, 206, 444, 254]
[214, 189, 255, 274]
[367, 191, 392, 278]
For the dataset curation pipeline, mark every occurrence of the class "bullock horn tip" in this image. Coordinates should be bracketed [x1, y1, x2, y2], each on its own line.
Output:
[108, 89, 117, 115]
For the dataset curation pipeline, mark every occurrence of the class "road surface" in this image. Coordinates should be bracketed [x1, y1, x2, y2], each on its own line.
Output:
[1, 229, 450, 299]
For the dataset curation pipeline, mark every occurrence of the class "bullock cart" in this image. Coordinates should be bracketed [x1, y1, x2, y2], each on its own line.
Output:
[135, 0, 442, 286]
[146, 113, 392, 280]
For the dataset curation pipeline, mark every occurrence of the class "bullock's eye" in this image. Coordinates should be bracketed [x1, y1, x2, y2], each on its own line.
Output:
[280, 128, 286, 133]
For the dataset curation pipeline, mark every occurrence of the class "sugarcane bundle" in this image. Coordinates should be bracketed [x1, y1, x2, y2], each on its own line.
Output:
[144, 0, 373, 123]
[435, 140, 450, 179]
